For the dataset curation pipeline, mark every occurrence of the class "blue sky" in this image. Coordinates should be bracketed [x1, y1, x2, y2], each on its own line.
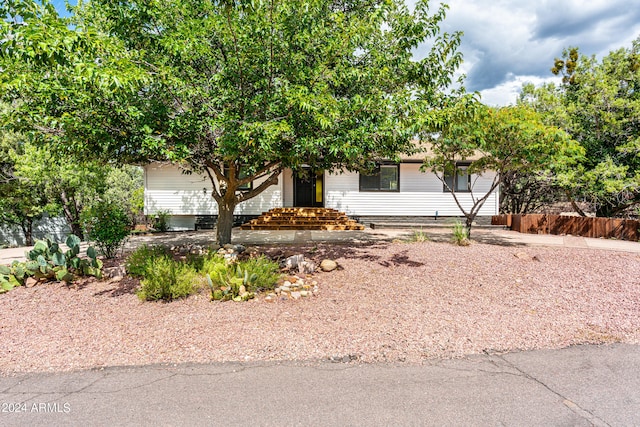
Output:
[52, 0, 640, 105]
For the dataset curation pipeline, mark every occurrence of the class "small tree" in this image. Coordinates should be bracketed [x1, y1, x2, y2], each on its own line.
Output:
[420, 100, 582, 236]
[522, 39, 640, 217]
[0, 129, 56, 245]
[81, 201, 131, 259]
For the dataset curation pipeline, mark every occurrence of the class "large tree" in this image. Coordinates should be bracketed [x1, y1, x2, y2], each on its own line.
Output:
[520, 38, 640, 217]
[0, 0, 463, 244]
[420, 99, 582, 235]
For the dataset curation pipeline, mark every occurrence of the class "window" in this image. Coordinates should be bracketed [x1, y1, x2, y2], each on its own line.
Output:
[223, 166, 252, 191]
[359, 164, 399, 191]
[444, 164, 470, 192]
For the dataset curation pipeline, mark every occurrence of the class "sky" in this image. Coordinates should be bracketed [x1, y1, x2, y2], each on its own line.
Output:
[52, 0, 640, 106]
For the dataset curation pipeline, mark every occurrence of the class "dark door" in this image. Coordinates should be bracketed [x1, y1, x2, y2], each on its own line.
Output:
[294, 170, 324, 207]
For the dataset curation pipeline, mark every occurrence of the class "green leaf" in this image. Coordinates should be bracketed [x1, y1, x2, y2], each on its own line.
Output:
[66, 234, 81, 249]
[36, 255, 48, 267]
[0, 265, 10, 275]
[87, 246, 97, 259]
[55, 267, 72, 282]
[33, 240, 48, 253]
[52, 252, 66, 266]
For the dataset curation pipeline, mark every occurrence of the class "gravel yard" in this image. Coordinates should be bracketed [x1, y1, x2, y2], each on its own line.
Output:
[2, 239, 640, 375]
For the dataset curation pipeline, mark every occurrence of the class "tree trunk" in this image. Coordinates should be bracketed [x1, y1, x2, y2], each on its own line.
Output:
[21, 218, 34, 246]
[60, 190, 84, 239]
[465, 215, 474, 238]
[68, 220, 84, 240]
[565, 190, 586, 217]
[216, 201, 236, 245]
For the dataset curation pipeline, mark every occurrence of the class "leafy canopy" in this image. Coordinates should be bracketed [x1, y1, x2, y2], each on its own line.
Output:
[520, 38, 640, 217]
[1, 0, 465, 243]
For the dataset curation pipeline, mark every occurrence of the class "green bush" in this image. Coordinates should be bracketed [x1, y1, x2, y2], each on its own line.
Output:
[82, 201, 131, 259]
[202, 254, 280, 301]
[136, 257, 201, 301]
[452, 221, 470, 246]
[150, 210, 171, 232]
[125, 244, 173, 277]
[237, 256, 281, 293]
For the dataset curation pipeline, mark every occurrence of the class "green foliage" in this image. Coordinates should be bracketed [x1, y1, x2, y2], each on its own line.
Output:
[0, 0, 465, 245]
[203, 254, 280, 301]
[150, 210, 171, 232]
[521, 38, 640, 216]
[136, 257, 200, 301]
[421, 100, 582, 233]
[0, 263, 22, 293]
[103, 165, 144, 225]
[234, 256, 281, 293]
[1, 235, 102, 292]
[0, 126, 56, 245]
[125, 244, 172, 277]
[452, 221, 470, 246]
[407, 228, 430, 243]
[82, 201, 131, 259]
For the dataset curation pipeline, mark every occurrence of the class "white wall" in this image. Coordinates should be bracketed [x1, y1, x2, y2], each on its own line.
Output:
[144, 163, 499, 222]
[324, 164, 499, 216]
[144, 164, 283, 216]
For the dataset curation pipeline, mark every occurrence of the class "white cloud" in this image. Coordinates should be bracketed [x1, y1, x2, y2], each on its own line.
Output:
[478, 74, 561, 106]
[417, 0, 640, 105]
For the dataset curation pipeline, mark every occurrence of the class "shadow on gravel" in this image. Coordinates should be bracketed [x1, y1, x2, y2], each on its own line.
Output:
[93, 277, 139, 298]
[262, 241, 390, 264]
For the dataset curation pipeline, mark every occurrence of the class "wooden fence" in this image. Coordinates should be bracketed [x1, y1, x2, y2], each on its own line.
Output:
[491, 214, 639, 242]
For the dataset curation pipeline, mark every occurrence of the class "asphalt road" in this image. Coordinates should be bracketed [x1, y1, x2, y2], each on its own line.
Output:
[1, 343, 638, 426]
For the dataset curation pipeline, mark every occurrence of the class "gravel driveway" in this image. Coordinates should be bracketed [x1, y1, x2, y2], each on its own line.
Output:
[1, 237, 639, 375]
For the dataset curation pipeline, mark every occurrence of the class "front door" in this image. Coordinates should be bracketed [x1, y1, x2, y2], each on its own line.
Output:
[294, 170, 324, 207]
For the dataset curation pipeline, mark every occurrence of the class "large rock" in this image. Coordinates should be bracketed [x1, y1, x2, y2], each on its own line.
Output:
[320, 259, 338, 272]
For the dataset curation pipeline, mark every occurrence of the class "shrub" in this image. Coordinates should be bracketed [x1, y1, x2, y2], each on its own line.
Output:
[452, 221, 470, 246]
[407, 228, 429, 243]
[203, 254, 280, 301]
[82, 201, 131, 259]
[236, 256, 281, 293]
[150, 210, 171, 232]
[136, 257, 201, 301]
[125, 244, 173, 277]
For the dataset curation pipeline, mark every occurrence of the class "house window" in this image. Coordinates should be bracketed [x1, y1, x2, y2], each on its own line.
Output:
[359, 164, 399, 191]
[444, 164, 470, 192]
[223, 166, 252, 191]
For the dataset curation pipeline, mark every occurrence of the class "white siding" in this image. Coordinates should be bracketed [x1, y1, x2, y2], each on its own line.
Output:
[324, 165, 499, 216]
[144, 164, 283, 216]
[144, 163, 499, 221]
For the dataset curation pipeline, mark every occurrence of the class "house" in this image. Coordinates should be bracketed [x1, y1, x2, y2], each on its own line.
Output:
[144, 154, 500, 230]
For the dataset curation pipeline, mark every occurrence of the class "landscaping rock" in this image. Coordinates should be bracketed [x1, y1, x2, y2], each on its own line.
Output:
[25, 277, 38, 288]
[320, 259, 338, 272]
[104, 265, 127, 279]
[290, 291, 301, 300]
[284, 254, 304, 269]
[298, 260, 316, 274]
[514, 252, 530, 260]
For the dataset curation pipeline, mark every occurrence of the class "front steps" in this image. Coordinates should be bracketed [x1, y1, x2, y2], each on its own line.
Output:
[239, 208, 365, 231]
